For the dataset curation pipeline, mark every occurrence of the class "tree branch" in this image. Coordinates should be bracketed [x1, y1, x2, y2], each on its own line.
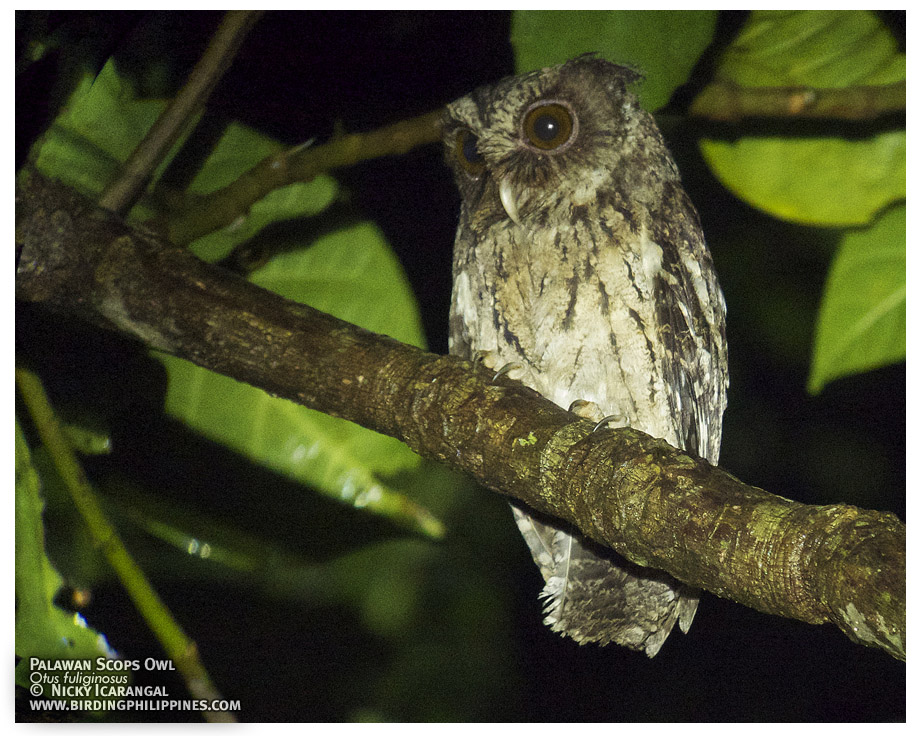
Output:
[98, 11, 264, 217]
[156, 108, 444, 247]
[16, 170, 905, 661]
[689, 80, 905, 122]
[153, 80, 906, 252]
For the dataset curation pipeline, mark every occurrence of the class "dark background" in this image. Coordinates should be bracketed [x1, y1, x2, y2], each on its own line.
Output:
[16, 11, 905, 722]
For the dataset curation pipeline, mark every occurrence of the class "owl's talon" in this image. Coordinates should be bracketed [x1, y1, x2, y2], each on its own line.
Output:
[593, 414, 625, 433]
[492, 362, 524, 383]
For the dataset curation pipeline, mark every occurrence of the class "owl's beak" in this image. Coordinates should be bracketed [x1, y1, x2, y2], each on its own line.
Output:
[498, 178, 523, 228]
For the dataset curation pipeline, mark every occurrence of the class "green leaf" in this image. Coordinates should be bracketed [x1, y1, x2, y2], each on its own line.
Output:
[808, 205, 905, 393]
[27, 60, 338, 254]
[29, 59, 179, 219]
[28, 55, 442, 537]
[158, 221, 444, 538]
[186, 123, 338, 262]
[700, 10, 905, 226]
[15, 422, 114, 688]
[511, 10, 718, 111]
[56, 407, 112, 456]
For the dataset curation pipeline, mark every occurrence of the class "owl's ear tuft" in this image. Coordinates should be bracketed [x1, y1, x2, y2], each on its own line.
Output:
[563, 53, 644, 92]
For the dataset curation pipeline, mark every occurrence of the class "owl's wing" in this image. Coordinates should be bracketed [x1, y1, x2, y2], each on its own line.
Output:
[653, 182, 729, 466]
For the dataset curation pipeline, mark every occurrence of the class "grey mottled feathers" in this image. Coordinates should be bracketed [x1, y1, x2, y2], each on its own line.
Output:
[512, 509, 697, 655]
[444, 56, 727, 656]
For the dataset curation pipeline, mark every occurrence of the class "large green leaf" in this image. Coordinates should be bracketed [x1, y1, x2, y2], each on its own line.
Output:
[185, 123, 337, 262]
[808, 205, 905, 393]
[30, 59, 177, 219]
[511, 10, 717, 112]
[15, 422, 114, 688]
[158, 220, 443, 538]
[160, 118, 437, 535]
[28, 59, 439, 537]
[700, 10, 905, 226]
[28, 60, 337, 254]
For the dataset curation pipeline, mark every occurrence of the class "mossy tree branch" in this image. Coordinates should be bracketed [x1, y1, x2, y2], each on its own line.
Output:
[16, 170, 905, 661]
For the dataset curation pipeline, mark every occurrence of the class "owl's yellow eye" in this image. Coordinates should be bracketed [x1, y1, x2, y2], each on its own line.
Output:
[455, 129, 485, 177]
[522, 102, 575, 151]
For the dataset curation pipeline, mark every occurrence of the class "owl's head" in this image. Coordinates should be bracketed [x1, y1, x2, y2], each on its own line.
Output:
[443, 55, 678, 230]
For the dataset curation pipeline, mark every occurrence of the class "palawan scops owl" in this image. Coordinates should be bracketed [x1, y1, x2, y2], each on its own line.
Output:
[443, 56, 728, 656]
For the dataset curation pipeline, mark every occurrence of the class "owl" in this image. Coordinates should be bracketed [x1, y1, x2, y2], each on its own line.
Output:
[443, 56, 728, 656]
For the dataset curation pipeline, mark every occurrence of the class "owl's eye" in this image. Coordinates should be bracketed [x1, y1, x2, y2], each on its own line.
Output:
[455, 130, 485, 177]
[522, 102, 575, 151]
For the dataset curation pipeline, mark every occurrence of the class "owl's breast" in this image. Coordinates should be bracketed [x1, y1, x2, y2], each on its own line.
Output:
[451, 212, 681, 448]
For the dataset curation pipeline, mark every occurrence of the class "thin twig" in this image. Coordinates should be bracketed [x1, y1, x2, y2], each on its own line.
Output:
[160, 108, 445, 247]
[98, 10, 263, 216]
[15, 366, 237, 723]
[690, 80, 905, 122]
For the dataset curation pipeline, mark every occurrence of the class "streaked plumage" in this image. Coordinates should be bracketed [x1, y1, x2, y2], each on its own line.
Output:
[444, 56, 727, 656]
